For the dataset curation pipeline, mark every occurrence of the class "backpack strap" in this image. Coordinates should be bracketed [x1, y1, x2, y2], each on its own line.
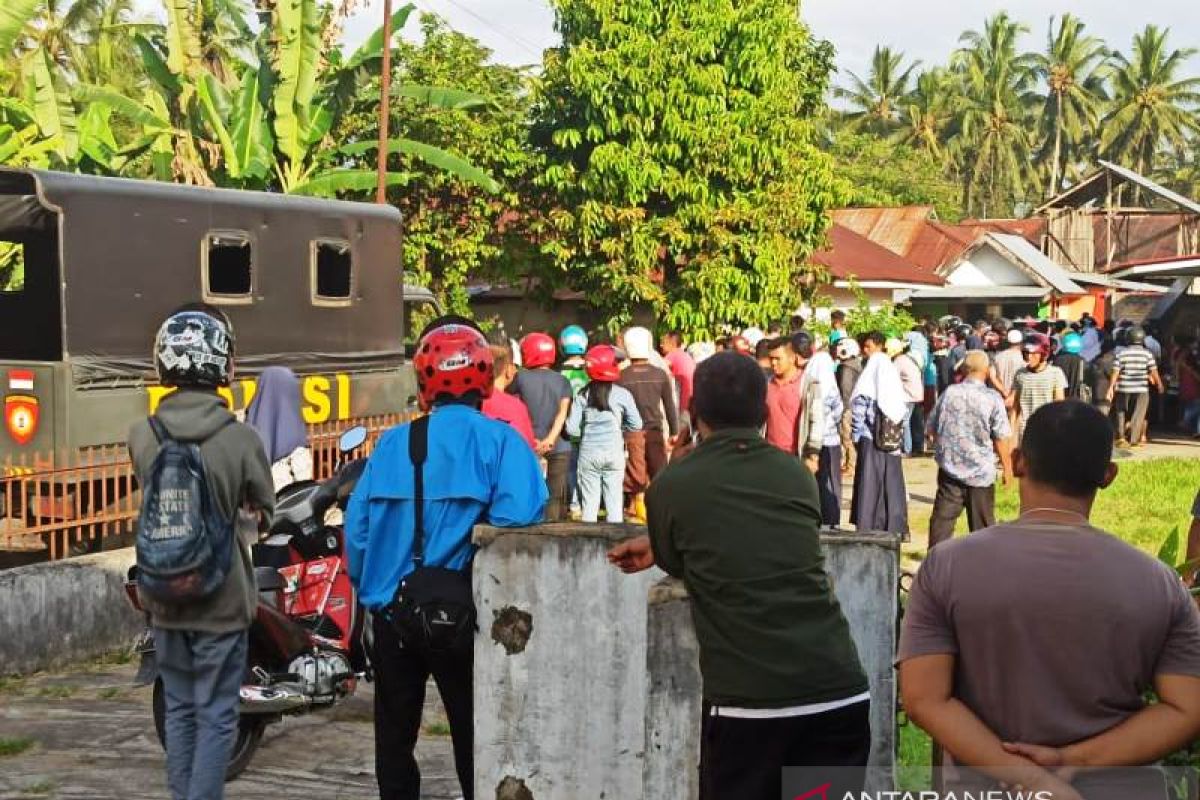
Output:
[407, 414, 431, 568]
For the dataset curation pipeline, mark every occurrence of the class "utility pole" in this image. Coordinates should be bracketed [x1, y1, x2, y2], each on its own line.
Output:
[375, 0, 393, 204]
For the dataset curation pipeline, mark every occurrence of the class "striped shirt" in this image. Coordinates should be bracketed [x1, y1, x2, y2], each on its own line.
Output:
[1114, 346, 1157, 394]
[1014, 366, 1067, 439]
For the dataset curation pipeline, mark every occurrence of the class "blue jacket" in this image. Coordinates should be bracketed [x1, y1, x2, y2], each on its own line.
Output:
[345, 404, 548, 609]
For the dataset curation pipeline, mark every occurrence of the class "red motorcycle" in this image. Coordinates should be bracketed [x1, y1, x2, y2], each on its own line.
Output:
[125, 426, 371, 778]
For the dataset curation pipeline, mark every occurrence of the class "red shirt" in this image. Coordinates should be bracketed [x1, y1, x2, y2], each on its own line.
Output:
[482, 390, 537, 451]
[664, 349, 696, 412]
[765, 370, 803, 454]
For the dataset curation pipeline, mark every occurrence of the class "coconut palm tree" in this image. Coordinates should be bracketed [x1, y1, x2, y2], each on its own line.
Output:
[1032, 14, 1109, 195]
[834, 45, 920, 133]
[1101, 25, 1200, 179]
[892, 68, 956, 158]
[952, 12, 1040, 217]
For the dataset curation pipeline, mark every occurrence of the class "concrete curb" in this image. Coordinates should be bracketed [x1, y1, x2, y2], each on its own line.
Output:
[0, 547, 142, 675]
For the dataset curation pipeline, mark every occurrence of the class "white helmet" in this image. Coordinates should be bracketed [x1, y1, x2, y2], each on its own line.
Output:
[741, 327, 765, 347]
[835, 338, 860, 360]
[623, 326, 654, 360]
[1006, 329, 1024, 345]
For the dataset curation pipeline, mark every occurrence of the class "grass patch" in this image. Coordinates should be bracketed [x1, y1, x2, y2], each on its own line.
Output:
[422, 720, 452, 737]
[23, 778, 55, 795]
[35, 685, 75, 700]
[0, 675, 25, 695]
[97, 687, 126, 700]
[896, 723, 931, 791]
[90, 648, 135, 668]
[0, 736, 35, 757]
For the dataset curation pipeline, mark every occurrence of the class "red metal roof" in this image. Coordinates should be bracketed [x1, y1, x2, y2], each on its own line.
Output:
[905, 218, 1046, 271]
[830, 206, 936, 257]
[811, 224, 943, 286]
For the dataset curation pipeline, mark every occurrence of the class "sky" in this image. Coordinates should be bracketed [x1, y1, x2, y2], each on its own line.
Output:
[332, 0, 1200, 83]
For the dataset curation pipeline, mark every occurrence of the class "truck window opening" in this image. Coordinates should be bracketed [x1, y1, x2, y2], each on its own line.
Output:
[205, 233, 253, 298]
[0, 241, 24, 293]
[314, 240, 352, 301]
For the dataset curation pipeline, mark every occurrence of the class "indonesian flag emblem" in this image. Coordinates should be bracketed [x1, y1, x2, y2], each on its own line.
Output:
[4, 394, 39, 446]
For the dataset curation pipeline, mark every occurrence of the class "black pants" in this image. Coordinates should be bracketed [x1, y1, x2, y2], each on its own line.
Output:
[371, 615, 473, 800]
[544, 450, 571, 521]
[699, 700, 871, 800]
[928, 469, 995, 549]
[817, 445, 843, 527]
[1114, 391, 1150, 444]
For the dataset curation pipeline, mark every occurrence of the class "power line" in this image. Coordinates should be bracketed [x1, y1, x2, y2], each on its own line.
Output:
[414, 0, 545, 60]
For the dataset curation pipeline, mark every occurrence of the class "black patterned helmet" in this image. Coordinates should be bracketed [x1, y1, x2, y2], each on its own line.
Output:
[153, 307, 235, 387]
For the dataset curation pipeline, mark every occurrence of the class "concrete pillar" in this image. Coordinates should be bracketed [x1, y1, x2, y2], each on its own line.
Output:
[472, 523, 660, 800]
[643, 532, 901, 798]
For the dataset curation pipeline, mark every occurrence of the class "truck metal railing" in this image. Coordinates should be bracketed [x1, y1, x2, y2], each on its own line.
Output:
[1, 412, 407, 560]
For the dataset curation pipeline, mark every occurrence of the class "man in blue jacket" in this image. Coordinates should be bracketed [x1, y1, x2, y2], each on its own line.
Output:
[346, 316, 547, 800]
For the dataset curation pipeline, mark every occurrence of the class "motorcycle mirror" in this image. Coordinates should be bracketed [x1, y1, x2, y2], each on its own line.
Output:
[338, 426, 368, 454]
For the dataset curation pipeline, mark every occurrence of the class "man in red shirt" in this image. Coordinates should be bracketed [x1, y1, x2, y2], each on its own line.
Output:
[765, 337, 803, 455]
[659, 330, 696, 413]
[481, 344, 537, 450]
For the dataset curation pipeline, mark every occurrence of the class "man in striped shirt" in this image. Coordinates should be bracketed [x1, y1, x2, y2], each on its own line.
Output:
[1108, 326, 1163, 447]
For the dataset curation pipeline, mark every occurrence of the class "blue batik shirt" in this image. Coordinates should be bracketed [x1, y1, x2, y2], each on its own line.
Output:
[345, 404, 548, 609]
[926, 378, 1011, 487]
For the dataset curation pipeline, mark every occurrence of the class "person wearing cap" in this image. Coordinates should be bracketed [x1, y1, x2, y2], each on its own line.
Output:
[1053, 332, 1092, 403]
[1012, 333, 1067, 442]
[888, 337, 925, 457]
[512, 332, 574, 521]
[989, 328, 1026, 429]
[619, 326, 679, 518]
[1109, 326, 1163, 448]
[926, 350, 1012, 549]
[835, 338, 863, 475]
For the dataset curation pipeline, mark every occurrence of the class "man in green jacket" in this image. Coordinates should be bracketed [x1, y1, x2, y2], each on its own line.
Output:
[608, 351, 870, 800]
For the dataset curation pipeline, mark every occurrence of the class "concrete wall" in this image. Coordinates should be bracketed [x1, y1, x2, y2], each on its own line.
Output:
[474, 524, 901, 800]
[471, 523, 662, 800]
[948, 246, 1034, 288]
[0, 547, 142, 675]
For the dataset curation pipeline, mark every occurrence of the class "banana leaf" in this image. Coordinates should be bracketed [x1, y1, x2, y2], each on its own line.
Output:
[229, 67, 274, 182]
[196, 73, 239, 175]
[0, 0, 40, 57]
[134, 34, 182, 95]
[343, 3, 415, 71]
[30, 51, 79, 161]
[394, 84, 491, 111]
[340, 138, 500, 193]
[164, 0, 202, 76]
[272, 0, 322, 167]
[73, 84, 172, 131]
[291, 168, 411, 197]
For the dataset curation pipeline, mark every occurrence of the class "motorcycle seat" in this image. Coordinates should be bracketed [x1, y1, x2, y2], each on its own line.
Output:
[254, 566, 285, 592]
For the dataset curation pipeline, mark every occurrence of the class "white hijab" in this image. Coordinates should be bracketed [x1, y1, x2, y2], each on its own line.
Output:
[851, 352, 908, 423]
[801, 350, 838, 399]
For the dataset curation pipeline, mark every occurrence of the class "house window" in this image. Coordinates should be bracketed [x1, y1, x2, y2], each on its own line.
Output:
[312, 239, 353, 304]
[0, 241, 25, 293]
[203, 231, 253, 302]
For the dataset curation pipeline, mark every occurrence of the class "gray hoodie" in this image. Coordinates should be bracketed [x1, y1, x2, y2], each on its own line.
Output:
[128, 389, 275, 633]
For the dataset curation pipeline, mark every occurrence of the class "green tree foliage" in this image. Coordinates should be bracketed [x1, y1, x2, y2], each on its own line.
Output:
[532, 0, 844, 339]
[336, 14, 543, 315]
[825, 130, 962, 221]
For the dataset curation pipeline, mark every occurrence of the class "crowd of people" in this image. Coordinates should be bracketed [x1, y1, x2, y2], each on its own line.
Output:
[128, 303, 1200, 800]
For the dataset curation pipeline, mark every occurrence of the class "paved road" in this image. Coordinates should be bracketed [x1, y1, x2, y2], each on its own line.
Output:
[0, 660, 461, 800]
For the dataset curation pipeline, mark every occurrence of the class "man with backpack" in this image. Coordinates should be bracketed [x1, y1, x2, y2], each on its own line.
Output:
[345, 316, 547, 800]
[129, 304, 275, 800]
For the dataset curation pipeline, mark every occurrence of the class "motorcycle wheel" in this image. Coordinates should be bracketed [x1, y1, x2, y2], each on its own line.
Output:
[151, 677, 265, 780]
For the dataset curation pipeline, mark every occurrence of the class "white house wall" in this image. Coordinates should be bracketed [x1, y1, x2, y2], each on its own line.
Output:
[946, 245, 1037, 288]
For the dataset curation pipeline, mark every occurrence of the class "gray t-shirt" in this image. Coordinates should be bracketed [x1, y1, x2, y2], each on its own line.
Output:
[511, 368, 573, 454]
[900, 522, 1200, 793]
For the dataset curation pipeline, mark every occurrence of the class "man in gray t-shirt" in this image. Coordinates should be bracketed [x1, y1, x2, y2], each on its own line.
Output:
[900, 401, 1200, 800]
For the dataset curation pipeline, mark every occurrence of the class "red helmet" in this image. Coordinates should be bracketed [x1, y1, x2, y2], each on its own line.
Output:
[520, 332, 556, 368]
[1022, 332, 1052, 358]
[413, 319, 494, 408]
[584, 345, 620, 382]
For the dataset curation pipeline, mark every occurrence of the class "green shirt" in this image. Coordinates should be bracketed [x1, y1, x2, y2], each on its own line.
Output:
[647, 428, 867, 707]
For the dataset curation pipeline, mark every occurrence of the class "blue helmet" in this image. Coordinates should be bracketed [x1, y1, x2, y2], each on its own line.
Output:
[1062, 332, 1083, 354]
[559, 325, 588, 356]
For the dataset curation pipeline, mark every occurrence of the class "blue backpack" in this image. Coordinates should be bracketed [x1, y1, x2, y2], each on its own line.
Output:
[136, 415, 236, 605]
